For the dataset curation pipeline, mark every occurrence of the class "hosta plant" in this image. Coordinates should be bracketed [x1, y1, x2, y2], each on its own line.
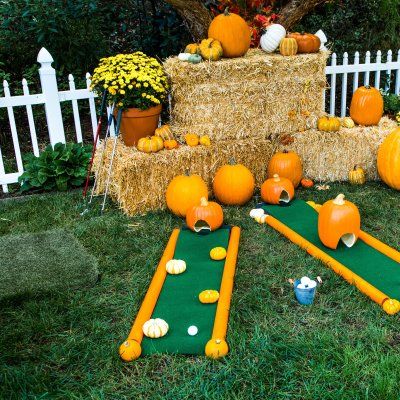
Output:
[19, 142, 92, 192]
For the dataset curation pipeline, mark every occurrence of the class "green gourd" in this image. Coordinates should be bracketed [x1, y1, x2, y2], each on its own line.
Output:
[188, 54, 202, 64]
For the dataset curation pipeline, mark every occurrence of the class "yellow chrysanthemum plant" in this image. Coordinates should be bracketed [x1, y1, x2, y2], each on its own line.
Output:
[90, 52, 169, 111]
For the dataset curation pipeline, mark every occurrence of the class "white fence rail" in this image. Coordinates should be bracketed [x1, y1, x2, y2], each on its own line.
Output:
[1, 48, 400, 193]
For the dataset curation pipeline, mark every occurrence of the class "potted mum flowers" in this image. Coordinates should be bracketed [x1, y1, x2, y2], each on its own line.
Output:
[91, 52, 169, 146]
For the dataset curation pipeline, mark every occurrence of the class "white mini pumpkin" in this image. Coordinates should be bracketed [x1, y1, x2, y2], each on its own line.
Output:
[260, 24, 286, 53]
[142, 318, 169, 338]
[166, 259, 186, 274]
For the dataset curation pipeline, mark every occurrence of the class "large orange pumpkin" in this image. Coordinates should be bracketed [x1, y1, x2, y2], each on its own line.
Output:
[213, 160, 255, 205]
[318, 193, 361, 250]
[377, 127, 400, 190]
[350, 85, 383, 126]
[166, 173, 208, 217]
[287, 32, 320, 53]
[208, 8, 251, 58]
[267, 150, 303, 188]
[186, 197, 224, 232]
[261, 174, 295, 205]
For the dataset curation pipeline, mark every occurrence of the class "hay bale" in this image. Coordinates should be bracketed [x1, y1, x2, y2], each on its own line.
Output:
[279, 117, 397, 181]
[93, 138, 274, 216]
[164, 49, 328, 141]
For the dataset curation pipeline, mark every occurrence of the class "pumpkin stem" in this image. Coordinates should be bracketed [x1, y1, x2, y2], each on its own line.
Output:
[215, 339, 221, 344]
[184, 169, 190, 176]
[200, 197, 208, 206]
[229, 157, 236, 165]
[333, 193, 345, 205]
[224, 7, 230, 15]
[273, 174, 280, 182]
[365, 85, 371, 89]
[353, 165, 358, 170]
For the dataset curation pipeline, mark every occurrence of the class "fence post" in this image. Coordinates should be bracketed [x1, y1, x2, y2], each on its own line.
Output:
[37, 47, 65, 145]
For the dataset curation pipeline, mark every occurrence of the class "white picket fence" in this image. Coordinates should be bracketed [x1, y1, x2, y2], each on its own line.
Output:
[1, 47, 400, 193]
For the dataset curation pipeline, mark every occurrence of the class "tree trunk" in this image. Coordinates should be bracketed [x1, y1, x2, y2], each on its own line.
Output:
[278, 0, 329, 30]
[163, 0, 212, 41]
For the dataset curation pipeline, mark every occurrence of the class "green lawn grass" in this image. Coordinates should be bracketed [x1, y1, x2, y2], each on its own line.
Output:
[0, 183, 400, 399]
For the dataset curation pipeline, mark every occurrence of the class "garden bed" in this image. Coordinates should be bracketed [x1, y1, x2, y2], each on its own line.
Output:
[164, 49, 328, 141]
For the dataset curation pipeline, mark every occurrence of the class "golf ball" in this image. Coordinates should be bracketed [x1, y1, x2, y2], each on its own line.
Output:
[187, 325, 198, 336]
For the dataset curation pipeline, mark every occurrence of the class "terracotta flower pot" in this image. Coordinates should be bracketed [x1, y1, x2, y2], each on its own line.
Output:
[117, 104, 162, 146]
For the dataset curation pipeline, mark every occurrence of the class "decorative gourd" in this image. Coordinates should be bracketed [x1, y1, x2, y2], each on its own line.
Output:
[341, 117, 355, 129]
[261, 174, 295, 204]
[185, 43, 200, 54]
[287, 32, 321, 53]
[186, 197, 224, 233]
[178, 53, 191, 61]
[185, 133, 199, 146]
[213, 160, 255, 205]
[199, 289, 220, 304]
[349, 166, 366, 185]
[279, 37, 298, 56]
[199, 38, 223, 61]
[318, 194, 361, 249]
[164, 139, 179, 150]
[377, 127, 400, 190]
[188, 54, 202, 64]
[137, 136, 164, 153]
[205, 338, 229, 359]
[317, 116, 341, 132]
[301, 178, 314, 188]
[267, 150, 303, 188]
[166, 173, 208, 217]
[166, 259, 186, 274]
[210, 246, 227, 260]
[155, 124, 174, 141]
[350, 86, 383, 126]
[142, 318, 169, 338]
[199, 135, 211, 146]
[119, 339, 142, 362]
[260, 24, 286, 53]
[383, 299, 400, 315]
[208, 7, 251, 58]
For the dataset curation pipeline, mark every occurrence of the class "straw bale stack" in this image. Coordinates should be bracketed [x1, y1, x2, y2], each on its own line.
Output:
[164, 49, 328, 141]
[278, 117, 397, 181]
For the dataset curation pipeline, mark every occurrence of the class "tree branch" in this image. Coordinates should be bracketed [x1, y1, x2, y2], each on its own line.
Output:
[278, 0, 329, 30]
[163, 0, 212, 41]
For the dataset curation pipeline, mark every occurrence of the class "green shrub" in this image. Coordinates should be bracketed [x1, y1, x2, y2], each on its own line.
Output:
[381, 91, 400, 115]
[18, 142, 92, 192]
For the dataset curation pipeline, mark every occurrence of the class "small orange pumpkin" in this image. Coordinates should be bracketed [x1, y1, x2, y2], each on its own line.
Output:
[301, 178, 314, 188]
[318, 193, 361, 249]
[166, 173, 208, 217]
[186, 197, 224, 233]
[199, 289, 220, 304]
[350, 86, 383, 126]
[185, 43, 200, 55]
[205, 338, 229, 359]
[137, 136, 164, 153]
[199, 135, 211, 146]
[261, 174, 295, 205]
[382, 299, 400, 315]
[377, 127, 400, 190]
[185, 133, 199, 146]
[208, 7, 251, 58]
[164, 139, 179, 150]
[287, 32, 320, 53]
[267, 150, 303, 188]
[213, 160, 255, 205]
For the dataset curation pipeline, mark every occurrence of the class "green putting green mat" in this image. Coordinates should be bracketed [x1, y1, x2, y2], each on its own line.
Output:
[0, 229, 99, 300]
[142, 227, 230, 355]
[261, 200, 400, 299]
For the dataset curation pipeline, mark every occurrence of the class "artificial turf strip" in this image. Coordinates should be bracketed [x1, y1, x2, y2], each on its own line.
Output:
[142, 227, 231, 355]
[0, 229, 99, 300]
[261, 199, 400, 300]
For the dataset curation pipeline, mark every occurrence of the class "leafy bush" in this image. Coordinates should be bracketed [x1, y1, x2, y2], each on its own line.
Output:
[18, 143, 92, 192]
[381, 91, 400, 115]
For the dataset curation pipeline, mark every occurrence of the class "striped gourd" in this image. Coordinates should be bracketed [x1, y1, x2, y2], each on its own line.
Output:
[279, 38, 298, 56]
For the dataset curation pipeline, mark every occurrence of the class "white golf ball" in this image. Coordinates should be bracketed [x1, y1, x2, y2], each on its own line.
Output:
[187, 325, 198, 336]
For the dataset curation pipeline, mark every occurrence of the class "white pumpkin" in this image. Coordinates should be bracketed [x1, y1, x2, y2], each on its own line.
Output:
[260, 24, 286, 53]
[142, 318, 169, 338]
[178, 53, 191, 61]
[166, 259, 186, 274]
[249, 208, 265, 218]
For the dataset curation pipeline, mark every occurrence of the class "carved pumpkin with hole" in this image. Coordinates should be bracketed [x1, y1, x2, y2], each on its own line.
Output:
[186, 197, 223, 233]
[208, 8, 251, 58]
[377, 127, 400, 190]
[318, 194, 360, 250]
[213, 160, 255, 205]
[267, 150, 303, 188]
[350, 86, 383, 126]
[261, 174, 295, 205]
[166, 173, 208, 217]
